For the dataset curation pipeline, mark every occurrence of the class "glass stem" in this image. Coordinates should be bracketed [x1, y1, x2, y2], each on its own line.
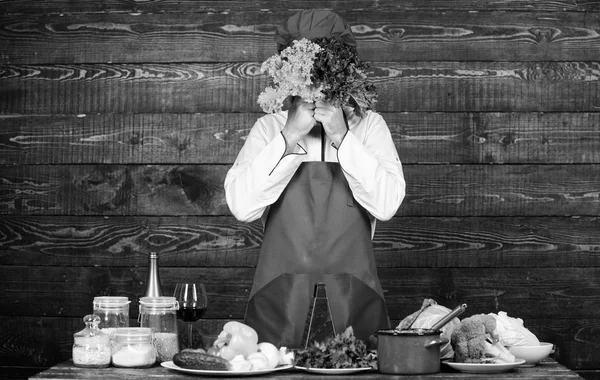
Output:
[188, 323, 193, 349]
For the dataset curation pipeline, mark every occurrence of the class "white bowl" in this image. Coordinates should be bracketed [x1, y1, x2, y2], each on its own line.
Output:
[507, 342, 554, 366]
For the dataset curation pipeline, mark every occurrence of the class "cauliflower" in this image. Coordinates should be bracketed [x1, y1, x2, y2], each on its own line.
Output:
[451, 314, 516, 364]
[491, 312, 540, 347]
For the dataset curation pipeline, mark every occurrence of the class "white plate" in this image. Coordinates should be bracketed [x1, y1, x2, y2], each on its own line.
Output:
[161, 361, 293, 377]
[443, 359, 526, 374]
[294, 366, 373, 374]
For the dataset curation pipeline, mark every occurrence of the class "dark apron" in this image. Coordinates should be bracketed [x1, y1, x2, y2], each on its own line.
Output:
[244, 161, 390, 348]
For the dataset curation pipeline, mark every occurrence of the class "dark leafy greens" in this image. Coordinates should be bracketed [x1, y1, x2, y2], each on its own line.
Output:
[294, 326, 378, 369]
[257, 37, 377, 117]
[311, 37, 378, 118]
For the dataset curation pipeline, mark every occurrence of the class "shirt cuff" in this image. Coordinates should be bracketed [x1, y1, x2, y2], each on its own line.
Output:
[281, 131, 307, 156]
[331, 130, 348, 150]
[269, 132, 306, 176]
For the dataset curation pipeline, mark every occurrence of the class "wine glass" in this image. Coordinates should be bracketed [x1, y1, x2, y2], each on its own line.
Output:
[174, 283, 208, 349]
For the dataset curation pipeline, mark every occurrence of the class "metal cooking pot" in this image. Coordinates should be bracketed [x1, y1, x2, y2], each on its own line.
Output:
[377, 303, 467, 375]
[377, 328, 448, 375]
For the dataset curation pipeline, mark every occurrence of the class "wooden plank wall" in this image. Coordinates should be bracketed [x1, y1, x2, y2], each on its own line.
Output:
[1, 1, 599, 379]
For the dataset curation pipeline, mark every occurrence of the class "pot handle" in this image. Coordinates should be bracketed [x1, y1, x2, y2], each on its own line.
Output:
[424, 337, 449, 349]
[429, 303, 467, 331]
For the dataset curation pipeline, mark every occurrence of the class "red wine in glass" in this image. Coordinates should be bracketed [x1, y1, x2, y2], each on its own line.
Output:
[174, 283, 208, 348]
[177, 307, 206, 323]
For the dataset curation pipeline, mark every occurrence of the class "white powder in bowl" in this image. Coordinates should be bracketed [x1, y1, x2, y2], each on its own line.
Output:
[112, 344, 156, 368]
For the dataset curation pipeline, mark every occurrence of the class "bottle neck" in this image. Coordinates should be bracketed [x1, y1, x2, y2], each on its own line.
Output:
[145, 252, 163, 297]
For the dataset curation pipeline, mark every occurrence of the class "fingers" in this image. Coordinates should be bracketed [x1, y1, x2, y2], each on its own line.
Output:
[313, 109, 323, 123]
[285, 97, 318, 134]
[305, 103, 316, 112]
[298, 101, 316, 118]
[314, 104, 346, 137]
[291, 97, 315, 112]
[314, 101, 339, 115]
[313, 105, 335, 122]
[294, 97, 315, 107]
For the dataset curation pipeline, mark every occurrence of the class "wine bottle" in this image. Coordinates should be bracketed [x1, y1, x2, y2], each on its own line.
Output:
[301, 282, 336, 349]
[144, 252, 163, 297]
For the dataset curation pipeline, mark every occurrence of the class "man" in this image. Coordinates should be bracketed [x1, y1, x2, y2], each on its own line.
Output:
[224, 9, 405, 348]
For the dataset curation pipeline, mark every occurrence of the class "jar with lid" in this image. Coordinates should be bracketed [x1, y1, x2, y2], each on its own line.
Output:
[72, 314, 111, 368]
[93, 296, 130, 334]
[139, 296, 179, 363]
[111, 327, 156, 368]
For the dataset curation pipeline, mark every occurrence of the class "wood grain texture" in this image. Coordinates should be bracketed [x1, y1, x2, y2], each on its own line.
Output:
[389, 112, 600, 164]
[1, 164, 599, 216]
[1, 11, 600, 63]
[1, 0, 599, 374]
[1, 266, 599, 320]
[0, 113, 257, 165]
[0, 367, 48, 380]
[0, 164, 231, 216]
[577, 372, 600, 380]
[2, 112, 600, 165]
[0, 216, 264, 267]
[0, 332, 61, 367]
[2, 0, 600, 14]
[27, 360, 588, 379]
[2, 62, 599, 114]
[1, 216, 599, 268]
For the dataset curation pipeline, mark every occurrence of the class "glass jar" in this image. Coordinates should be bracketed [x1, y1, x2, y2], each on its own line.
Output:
[111, 327, 156, 368]
[139, 296, 179, 363]
[93, 296, 130, 334]
[72, 314, 111, 368]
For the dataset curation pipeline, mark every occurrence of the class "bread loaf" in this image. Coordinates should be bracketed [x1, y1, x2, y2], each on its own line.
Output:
[173, 349, 231, 370]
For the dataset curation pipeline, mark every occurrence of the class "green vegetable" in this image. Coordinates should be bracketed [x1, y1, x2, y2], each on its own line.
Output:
[294, 326, 378, 369]
[257, 37, 378, 118]
[311, 37, 378, 118]
[451, 314, 516, 364]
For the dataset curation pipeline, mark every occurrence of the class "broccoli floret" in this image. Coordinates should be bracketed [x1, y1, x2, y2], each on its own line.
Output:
[451, 314, 516, 364]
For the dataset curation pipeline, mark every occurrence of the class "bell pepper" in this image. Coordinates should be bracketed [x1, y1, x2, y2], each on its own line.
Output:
[213, 321, 259, 360]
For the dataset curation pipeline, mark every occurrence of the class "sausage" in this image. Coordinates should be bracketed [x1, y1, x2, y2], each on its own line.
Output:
[173, 349, 231, 370]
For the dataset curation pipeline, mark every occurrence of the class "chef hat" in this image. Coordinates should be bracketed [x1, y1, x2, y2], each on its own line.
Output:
[275, 9, 356, 52]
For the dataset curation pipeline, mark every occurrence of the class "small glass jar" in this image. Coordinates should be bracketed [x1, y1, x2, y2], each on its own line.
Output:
[72, 314, 111, 368]
[93, 296, 130, 335]
[139, 296, 179, 363]
[111, 327, 156, 368]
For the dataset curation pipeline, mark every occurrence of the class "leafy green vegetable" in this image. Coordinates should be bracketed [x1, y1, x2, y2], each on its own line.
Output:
[257, 37, 378, 118]
[311, 37, 378, 118]
[294, 326, 378, 369]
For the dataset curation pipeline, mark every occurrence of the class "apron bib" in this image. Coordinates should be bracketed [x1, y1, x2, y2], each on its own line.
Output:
[244, 162, 390, 348]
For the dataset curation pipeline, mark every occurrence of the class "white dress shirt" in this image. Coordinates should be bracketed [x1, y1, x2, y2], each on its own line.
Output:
[224, 109, 406, 238]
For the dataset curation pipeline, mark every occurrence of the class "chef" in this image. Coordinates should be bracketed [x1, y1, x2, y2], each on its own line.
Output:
[224, 9, 406, 348]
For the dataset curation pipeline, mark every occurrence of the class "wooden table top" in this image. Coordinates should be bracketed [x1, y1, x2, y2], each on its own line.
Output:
[30, 359, 584, 380]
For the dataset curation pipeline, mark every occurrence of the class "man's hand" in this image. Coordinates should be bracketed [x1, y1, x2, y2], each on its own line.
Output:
[282, 97, 317, 150]
[314, 100, 348, 147]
